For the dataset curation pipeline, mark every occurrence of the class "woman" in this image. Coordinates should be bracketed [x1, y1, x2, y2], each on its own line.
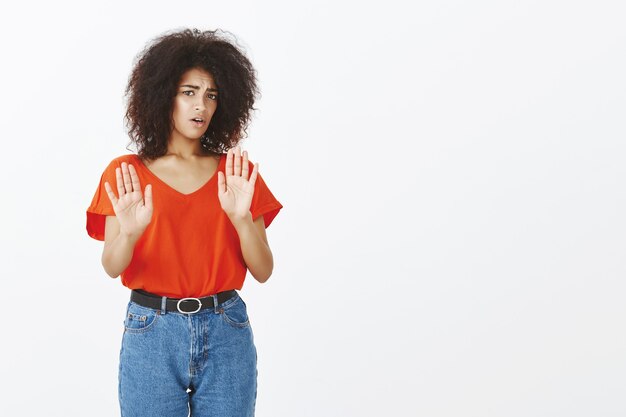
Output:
[86, 28, 283, 417]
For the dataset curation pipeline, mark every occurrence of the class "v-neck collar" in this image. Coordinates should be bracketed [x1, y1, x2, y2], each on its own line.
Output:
[131, 153, 225, 197]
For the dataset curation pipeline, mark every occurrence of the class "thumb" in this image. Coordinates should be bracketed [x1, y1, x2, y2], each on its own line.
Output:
[143, 184, 153, 208]
[217, 171, 225, 194]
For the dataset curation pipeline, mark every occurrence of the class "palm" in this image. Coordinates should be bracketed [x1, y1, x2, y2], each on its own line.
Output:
[218, 146, 258, 220]
[104, 162, 153, 236]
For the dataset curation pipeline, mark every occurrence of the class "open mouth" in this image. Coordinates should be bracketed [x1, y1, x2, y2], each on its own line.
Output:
[191, 117, 205, 127]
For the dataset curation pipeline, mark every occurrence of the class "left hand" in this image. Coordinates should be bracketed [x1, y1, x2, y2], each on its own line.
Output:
[217, 146, 258, 221]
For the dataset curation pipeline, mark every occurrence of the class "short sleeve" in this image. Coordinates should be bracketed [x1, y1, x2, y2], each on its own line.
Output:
[86, 159, 118, 241]
[249, 161, 283, 228]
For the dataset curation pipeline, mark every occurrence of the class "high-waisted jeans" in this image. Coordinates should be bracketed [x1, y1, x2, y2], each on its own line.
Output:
[118, 291, 257, 417]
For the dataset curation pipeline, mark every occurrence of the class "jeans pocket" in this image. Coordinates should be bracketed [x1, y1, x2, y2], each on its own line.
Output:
[221, 296, 250, 328]
[124, 301, 160, 334]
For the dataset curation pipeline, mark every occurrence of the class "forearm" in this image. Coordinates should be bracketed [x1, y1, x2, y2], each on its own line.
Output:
[232, 214, 274, 283]
[101, 232, 140, 278]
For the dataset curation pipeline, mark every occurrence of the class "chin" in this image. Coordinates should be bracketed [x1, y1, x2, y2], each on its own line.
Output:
[185, 132, 205, 140]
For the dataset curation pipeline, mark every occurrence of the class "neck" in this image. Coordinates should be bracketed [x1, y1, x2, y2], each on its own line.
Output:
[166, 131, 203, 160]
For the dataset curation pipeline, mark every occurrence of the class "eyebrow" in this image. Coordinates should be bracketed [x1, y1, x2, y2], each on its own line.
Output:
[180, 84, 218, 92]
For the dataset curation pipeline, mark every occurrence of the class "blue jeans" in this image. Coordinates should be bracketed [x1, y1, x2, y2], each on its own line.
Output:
[118, 291, 257, 417]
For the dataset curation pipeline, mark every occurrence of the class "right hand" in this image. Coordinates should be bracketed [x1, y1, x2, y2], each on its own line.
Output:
[104, 162, 153, 238]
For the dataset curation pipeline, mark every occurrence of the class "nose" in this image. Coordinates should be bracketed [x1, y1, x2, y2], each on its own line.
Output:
[194, 98, 206, 111]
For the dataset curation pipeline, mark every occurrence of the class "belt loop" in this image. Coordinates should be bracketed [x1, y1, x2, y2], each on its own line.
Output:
[212, 294, 219, 314]
[161, 296, 167, 315]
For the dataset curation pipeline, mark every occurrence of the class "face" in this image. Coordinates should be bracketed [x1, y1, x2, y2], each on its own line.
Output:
[170, 67, 219, 143]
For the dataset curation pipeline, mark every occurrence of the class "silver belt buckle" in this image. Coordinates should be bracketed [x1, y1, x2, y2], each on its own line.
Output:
[177, 297, 202, 314]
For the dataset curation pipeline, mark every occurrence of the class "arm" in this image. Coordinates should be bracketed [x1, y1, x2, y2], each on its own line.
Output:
[218, 146, 276, 283]
[231, 213, 274, 283]
[101, 215, 142, 278]
[101, 161, 153, 278]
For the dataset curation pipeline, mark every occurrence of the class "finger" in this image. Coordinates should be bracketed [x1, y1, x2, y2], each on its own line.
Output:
[115, 167, 125, 197]
[143, 184, 153, 209]
[248, 162, 259, 188]
[225, 148, 233, 176]
[121, 162, 133, 193]
[104, 181, 119, 205]
[128, 164, 141, 194]
[234, 146, 241, 177]
[242, 150, 249, 180]
[217, 171, 226, 194]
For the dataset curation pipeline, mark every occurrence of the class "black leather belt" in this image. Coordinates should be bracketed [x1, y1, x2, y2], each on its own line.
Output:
[131, 288, 238, 314]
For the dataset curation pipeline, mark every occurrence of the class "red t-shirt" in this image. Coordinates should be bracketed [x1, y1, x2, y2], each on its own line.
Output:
[86, 153, 283, 298]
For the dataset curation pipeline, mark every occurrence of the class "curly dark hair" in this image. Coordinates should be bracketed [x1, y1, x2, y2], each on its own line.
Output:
[124, 28, 259, 161]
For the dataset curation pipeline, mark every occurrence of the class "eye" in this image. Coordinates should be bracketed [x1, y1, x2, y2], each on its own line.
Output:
[182, 90, 194, 96]
[207, 93, 217, 100]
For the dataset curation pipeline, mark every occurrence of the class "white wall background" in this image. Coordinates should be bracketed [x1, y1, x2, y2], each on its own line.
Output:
[1, 0, 624, 416]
